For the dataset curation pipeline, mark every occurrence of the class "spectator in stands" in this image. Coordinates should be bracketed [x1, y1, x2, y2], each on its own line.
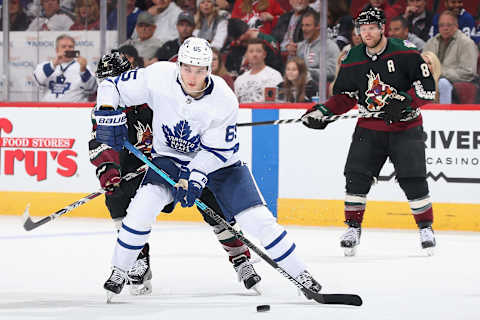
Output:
[327, 0, 354, 50]
[234, 38, 283, 102]
[152, 11, 195, 62]
[147, 0, 183, 44]
[296, 10, 339, 82]
[389, 16, 425, 51]
[33, 34, 96, 102]
[176, 0, 196, 14]
[69, 0, 99, 30]
[215, 0, 235, 14]
[402, 0, 434, 42]
[231, 0, 285, 35]
[424, 10, 479, 103]
[122, 12, 162, 66]
[277, 57, 317, 102]
[357, 0, 403, 34]
[421, 51, 442, 103]
[26, 0, 76, 17]
[224, 18, 283, 76]
[0, 0, 31, 31]
[108, 0, 142, 39]
[118, 45, 145, 68]
[211, 48, 235, 90]
[27, 0, 74, 31]
[430, 0, 479, 44]
[193, 0, 228, 50]
[271, 0, 316, 55]
[351, 28, 362, 47]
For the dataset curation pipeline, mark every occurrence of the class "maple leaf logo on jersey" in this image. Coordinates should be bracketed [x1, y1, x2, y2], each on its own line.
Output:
[365, 71, 396, 111]
[162, 120, 200, 153]
[134, 121, 153, 155]
[48, 75, 71, 98]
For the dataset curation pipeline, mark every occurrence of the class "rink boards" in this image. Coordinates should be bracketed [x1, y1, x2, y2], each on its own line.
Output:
[1, 103, 479, 231]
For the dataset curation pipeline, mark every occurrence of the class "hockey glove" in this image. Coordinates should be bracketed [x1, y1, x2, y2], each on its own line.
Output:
[96, 163, 121, 195]
[94, 109, 128, 151]
[301, 104, 335, 130]
[173, 166, 190, 207]
[382, 92, 413, 125]
[185, 170, 208, 207]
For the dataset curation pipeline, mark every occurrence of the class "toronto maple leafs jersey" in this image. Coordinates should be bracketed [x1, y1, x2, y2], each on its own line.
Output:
[33, 60, 97, 102]
[327, 38, 436, 132]
[96, 61, 240, 175]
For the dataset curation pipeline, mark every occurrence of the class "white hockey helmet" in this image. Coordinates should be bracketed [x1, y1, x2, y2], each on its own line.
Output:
[177, 37, 213, 72]
[177, 37, 213, 93]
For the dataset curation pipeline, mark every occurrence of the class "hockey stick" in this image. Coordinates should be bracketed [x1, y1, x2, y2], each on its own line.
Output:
[123, 141, 362, 306]
[22, 165, 148, 231]
[237, 112, 385, 127]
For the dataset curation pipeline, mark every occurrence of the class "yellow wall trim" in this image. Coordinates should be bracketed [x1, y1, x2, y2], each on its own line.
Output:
[278, 198, 480, 231]
[1, 192, 479, 231]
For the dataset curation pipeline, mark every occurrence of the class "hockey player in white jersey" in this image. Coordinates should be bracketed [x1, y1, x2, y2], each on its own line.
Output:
[94, 37, 321, 302]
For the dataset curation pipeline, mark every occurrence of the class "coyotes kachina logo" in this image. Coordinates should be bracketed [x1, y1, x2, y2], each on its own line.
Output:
[365, 71, 396, 111]
[162, 120, 200, 153]
[133, 121, 153, 155]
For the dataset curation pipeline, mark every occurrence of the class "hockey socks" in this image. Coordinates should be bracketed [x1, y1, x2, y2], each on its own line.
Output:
[344, 193, 366, 224]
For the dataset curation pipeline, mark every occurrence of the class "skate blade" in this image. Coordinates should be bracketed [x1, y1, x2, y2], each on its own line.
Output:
[423, 247, 434, 257]
[106, 290, 116, 304]
[251, 284, 262, 295]
[129, 280, 152, 296]
[344, 247, 357, 257]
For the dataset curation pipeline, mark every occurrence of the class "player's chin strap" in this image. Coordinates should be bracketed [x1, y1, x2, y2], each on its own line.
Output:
[237, 111, 385, 127]
[123, 140, 363, 306]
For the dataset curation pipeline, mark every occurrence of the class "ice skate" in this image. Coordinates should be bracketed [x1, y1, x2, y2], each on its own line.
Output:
[127, 243, 152, 295]
[296, 270, 322, 300]
[104, 267, 129, 303]
[419, 226, 436, 256]
[233, 255, 262, 294]
[340, 220, 361, 257]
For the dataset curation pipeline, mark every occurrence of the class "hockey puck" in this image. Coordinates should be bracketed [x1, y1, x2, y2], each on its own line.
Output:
[256, 305, 270, 312]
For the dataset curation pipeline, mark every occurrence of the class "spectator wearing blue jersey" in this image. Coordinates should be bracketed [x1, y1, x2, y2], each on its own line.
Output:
[429, 0, 479, 44]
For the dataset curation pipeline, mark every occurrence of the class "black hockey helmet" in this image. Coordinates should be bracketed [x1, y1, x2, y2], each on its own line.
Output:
[95, 50, 131, 80]
[355, 7, 386, 30]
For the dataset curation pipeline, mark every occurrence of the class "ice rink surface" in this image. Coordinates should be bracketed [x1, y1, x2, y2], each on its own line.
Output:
[0, 215, 478, 320]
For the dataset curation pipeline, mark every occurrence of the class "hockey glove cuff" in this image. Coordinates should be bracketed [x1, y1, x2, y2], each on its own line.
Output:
[97, 163, 121, 195]
[301, 104, 335, 130]
[94, 109, 128, 151]
[185, 170, 208, 208]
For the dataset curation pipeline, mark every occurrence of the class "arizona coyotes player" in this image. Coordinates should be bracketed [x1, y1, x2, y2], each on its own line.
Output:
[302, 7, 437, 256]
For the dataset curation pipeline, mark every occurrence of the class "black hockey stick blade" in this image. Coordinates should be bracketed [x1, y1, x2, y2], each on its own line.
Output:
[22, 204, 53, 231]
[307, 291, 363, 306]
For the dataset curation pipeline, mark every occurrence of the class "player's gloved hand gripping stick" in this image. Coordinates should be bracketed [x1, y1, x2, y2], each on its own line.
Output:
[123, 140, 363, 306]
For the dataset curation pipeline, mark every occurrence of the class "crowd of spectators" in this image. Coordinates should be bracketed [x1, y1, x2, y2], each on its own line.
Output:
[1, 0, 478, 103]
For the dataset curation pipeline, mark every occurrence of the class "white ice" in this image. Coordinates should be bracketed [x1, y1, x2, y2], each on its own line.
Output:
[0, 215, 479, 320]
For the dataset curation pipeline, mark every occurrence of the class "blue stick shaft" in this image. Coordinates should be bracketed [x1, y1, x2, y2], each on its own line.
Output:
[123, 141, 207, 211]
